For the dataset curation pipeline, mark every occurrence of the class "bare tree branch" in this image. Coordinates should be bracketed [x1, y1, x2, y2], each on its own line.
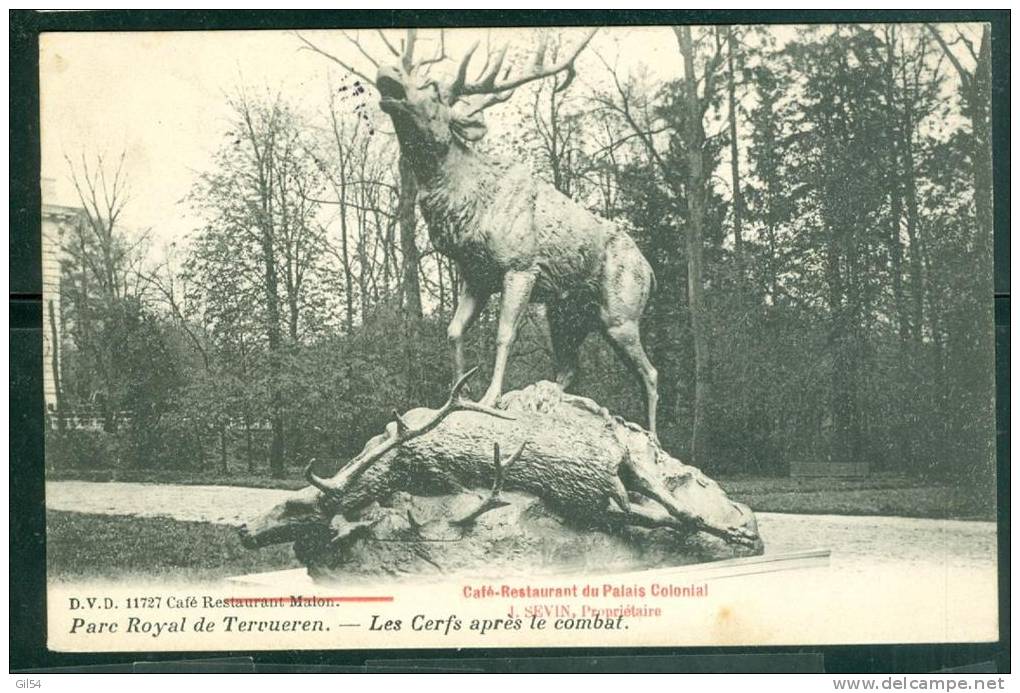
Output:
[925, 24, 973, 93]
[338, 29, 380, 69]
[376, 29, 401, 58]
[295, 31, 374, 85]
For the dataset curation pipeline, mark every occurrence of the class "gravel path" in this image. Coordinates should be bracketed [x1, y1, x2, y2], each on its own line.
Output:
[45, 481, 997, 570]
[46, 480, 292, 526]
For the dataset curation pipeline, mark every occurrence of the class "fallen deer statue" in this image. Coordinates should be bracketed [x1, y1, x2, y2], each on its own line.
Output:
[240, 369, 763, 581]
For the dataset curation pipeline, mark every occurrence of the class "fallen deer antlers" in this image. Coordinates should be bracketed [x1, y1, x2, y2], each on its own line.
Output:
[452, 440, 528, 527]
[305, 366, 515, 501]
[404, 440, 530, 540]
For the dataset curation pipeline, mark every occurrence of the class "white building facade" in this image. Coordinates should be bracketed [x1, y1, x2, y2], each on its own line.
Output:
[41, 177, 83, 416]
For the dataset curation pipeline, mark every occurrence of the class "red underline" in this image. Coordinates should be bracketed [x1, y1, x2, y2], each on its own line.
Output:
[225, 596, 393, 604]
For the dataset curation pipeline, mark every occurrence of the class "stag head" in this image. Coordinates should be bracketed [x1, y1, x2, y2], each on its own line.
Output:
[375, 29, 597, 166]
[376, 63, 488, 154]
[238, 486, 330, 549]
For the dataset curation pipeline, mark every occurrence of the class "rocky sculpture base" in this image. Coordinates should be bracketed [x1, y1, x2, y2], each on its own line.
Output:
[300, 488, 760, 583]
[243, 378, 764, 583]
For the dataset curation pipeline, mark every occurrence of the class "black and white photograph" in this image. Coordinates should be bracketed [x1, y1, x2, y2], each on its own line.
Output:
[28, 17, 1000, 653]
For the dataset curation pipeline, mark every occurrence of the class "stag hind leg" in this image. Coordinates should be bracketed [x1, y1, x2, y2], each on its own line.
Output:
[603, 320, 658, 437]
[547, 301, 594, 391]
[599, 238, 658, 437]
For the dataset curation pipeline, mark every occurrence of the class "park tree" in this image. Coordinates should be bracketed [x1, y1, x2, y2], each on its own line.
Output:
[591, 27, 726, 465]
[925, 23, 995, 484]
[296, 29, 446, 321]
[187, 90, 327, 477]
[60, 151, 150, 431]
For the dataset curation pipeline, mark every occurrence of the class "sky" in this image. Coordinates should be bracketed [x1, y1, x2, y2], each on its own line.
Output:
[39, 26, 684, 252]
[41, 29, 350, 246]
[39, 23, 975, 257]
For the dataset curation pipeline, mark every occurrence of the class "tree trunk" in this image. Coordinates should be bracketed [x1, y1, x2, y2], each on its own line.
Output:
[884, 28, 909, 343]
[244, 412, 255, 474]
[437, 256, 446, 313]
[970, 26, 993, 259]
[332, 113, 356, 333]
[757, 87, 781, 304]
[47, 298, 65, 432]
[677, 26, 711, 466]
[354, 192, 371, 322]
[341, 196, 355, 333]
[238, 333, 256, 475]
[725, 27, 744, 263]
[397, 155, 423, 320]
[901, 108, 925, 344]
[398, 155, 425, 401]
[287, 293, 300, 343]
[220, 425, 229, 475]
[825, 230, 853, 467]
[262, 226, 286, 479]
[193, 429, 206, 471]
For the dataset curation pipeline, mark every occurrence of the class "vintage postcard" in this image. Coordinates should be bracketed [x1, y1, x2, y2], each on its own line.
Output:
[38, 20, 998, 653]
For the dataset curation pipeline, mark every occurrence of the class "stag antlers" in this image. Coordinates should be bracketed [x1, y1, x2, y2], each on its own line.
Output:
[305, 366, 515, 501]
[448, 29, 598, 116]
[297, 27, 597, 120]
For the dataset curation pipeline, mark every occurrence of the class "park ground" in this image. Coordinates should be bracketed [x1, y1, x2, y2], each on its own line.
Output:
[47, 467, 997, 519]
[44, 472, 999, 582]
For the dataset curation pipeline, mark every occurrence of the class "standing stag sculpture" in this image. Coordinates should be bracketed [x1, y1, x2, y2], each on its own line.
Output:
[375, 29, 660, 436]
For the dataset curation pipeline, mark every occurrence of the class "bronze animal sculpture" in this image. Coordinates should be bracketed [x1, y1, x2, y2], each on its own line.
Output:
[376, 31, 660, 436]
[239, 370, 762, 577]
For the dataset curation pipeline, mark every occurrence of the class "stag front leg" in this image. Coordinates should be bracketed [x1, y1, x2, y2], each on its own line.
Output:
[479, 270, 537, 407]
[447, 281, 489, 385]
